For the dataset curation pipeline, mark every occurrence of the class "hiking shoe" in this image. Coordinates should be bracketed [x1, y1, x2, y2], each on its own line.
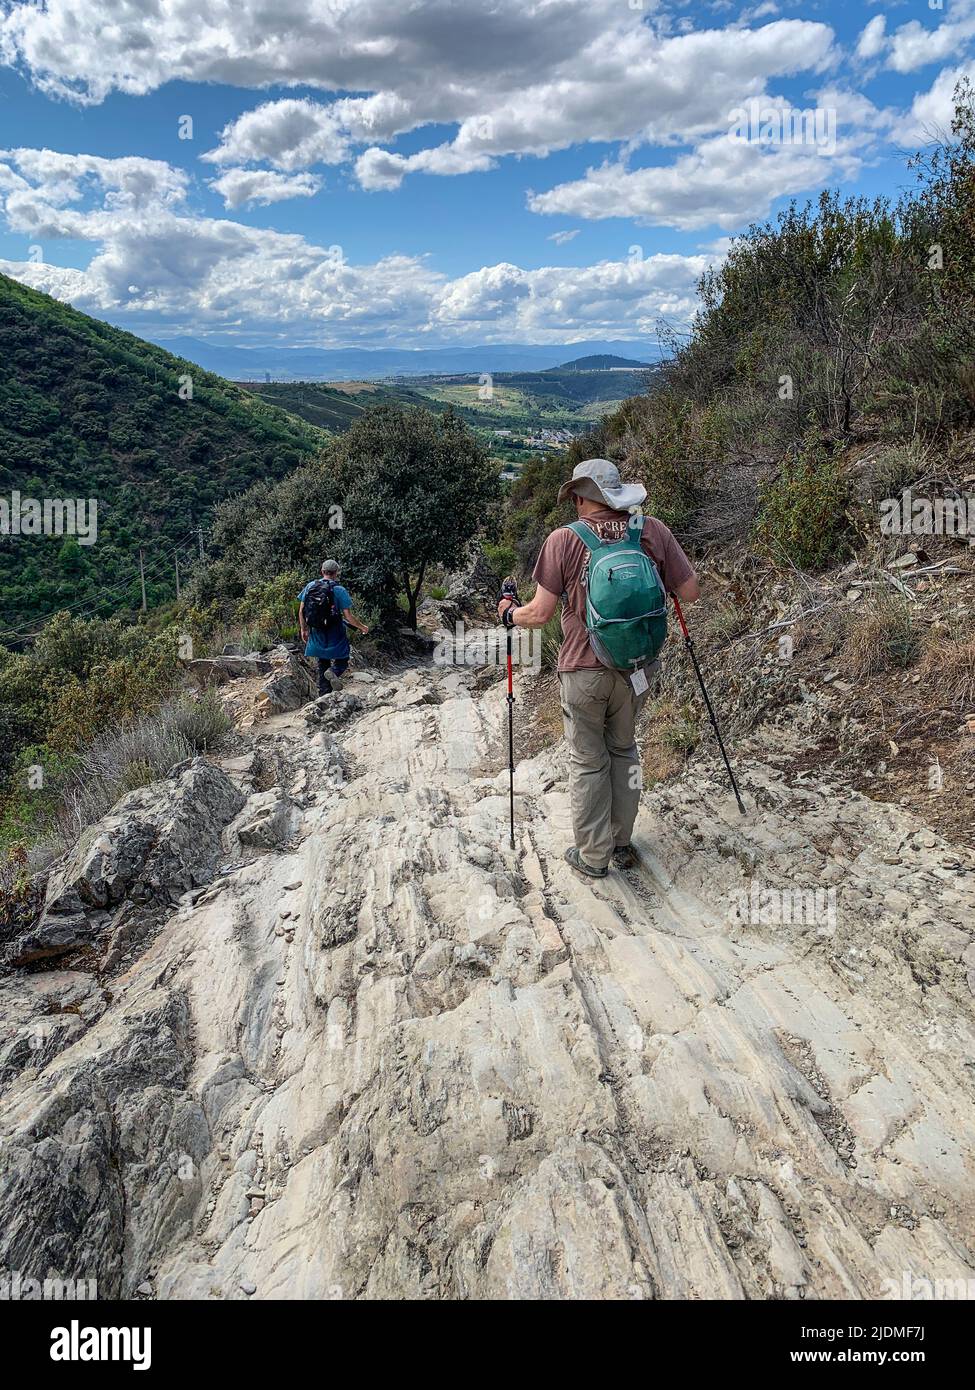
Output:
[612, 844, 639, 871]
[564, 847, 608, 878]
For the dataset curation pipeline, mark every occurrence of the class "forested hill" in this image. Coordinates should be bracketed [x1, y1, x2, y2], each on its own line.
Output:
[0, 274, 325, 638]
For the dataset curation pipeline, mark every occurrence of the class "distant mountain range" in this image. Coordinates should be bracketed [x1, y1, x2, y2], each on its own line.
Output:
[149, 337, 662, 382]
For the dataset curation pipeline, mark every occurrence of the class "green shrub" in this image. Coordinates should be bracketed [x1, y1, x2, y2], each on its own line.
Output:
[172, 690, 233, 751]
[840, 592, 922, 678]
[754, 452, 852, 570]
[481, 541, 518, 578]
[233, 569, 304, 636]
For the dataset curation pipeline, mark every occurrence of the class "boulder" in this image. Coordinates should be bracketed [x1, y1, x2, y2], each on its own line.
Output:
[184, 655, 271, 688]
[256, 647, 317, 715]
[234, 791, 301, 850]
[301, 692, 364, 730]
[5, 759, 245, 967]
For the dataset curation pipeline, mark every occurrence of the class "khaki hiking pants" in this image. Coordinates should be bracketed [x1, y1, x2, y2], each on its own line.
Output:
[558, 667, 649, 870]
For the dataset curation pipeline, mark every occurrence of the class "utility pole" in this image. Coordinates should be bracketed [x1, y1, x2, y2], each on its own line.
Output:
[138, 548, 147, 612]
[174, 552, 181, 599]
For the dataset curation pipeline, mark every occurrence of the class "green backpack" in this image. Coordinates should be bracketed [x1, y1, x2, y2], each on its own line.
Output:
[568, 519, 668, 672]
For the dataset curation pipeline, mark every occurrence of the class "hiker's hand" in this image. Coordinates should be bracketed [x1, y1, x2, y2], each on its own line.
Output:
[498, 576, 520, 622]
[359, 624, 370, 635]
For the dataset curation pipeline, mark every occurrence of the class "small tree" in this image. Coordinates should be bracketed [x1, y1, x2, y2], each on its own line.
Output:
[329, 405, 501, 629]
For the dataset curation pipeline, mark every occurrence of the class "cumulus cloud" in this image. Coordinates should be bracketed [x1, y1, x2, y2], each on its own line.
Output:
[894, 64, 975, 145]
[0, 0, 619, 105]
[0, 146, 713, 343]
[0, 149, 188, 211]
[434, 254, 709, 338]
[2, 2, 839, 197]
[886, 3, 975, 75]
[197, 14, 838, 201]
[354, 143, 496, 192]
[528, 129, 865, 232]
[209, 168, 322, 209]
[856, 15, 887, 62]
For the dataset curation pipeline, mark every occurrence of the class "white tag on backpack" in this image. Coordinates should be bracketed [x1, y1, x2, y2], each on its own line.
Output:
[630, 667, 649, 696]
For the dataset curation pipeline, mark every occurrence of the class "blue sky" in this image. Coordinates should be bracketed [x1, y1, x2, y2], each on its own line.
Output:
[0, 0, 971, 349]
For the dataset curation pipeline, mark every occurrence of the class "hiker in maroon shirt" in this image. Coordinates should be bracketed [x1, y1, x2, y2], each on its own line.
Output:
[498, 459, 700, 877]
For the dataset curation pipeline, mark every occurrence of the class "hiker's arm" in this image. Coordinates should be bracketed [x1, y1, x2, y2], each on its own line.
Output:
[498, 583, 558, 629]
[299, 600, 308, 641]
[342, 607, 370, 635]
[673, 574, 701, 606]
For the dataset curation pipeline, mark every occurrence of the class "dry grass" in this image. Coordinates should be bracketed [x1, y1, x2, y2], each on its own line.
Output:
[920, 636, 975, 710]
[839, 591, 922, 679]
[640, 697, 702, 786]
[32, 691, 232, 864]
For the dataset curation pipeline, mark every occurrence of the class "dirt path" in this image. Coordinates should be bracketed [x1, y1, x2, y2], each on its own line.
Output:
[2, 657, 973, 1299]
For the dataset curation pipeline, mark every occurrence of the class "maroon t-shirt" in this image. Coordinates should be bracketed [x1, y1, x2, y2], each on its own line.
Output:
[533, 509, 695, 672]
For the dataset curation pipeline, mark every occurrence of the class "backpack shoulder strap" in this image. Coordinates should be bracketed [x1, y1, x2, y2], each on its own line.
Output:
[564, 520, 603, 552]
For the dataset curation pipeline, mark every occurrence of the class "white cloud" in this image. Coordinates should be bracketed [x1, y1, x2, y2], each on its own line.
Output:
[0, 146, 714, 343]
[856, 15, 887, 62]
[0, 0, 623, 105]
[528, 130, 864, 232]
[0, 149, 187, 211]
[894, 63, 975, 145]
[334, 18, 839, 189]
[433, 254, 710, 338]
[354, 143, 495, 192]
[547, 230, 580, 245]
[886, 3, 975, 75]
[209, 168, 322, 209]
[0, 2, 837, 196]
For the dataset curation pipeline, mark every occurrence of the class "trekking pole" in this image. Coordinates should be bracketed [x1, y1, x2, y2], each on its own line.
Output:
[500, 580, 519, 848]
[506, 624, 515, 848]
[672, 594, 747, 816]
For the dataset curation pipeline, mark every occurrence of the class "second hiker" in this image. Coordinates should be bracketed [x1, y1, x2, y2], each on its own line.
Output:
[497, 459, 700, 877]
[298, 559, 370, 695]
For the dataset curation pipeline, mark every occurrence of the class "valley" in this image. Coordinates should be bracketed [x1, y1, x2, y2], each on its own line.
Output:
[244, 356, 660, 469]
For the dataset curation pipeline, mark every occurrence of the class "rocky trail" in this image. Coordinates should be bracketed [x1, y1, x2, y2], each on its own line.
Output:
[1, 649, 974, 1300]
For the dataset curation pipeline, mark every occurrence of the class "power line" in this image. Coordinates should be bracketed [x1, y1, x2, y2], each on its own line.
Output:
[0, 529, 205, 644]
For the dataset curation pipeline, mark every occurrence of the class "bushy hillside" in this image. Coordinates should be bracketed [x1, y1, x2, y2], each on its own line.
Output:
[506, 83, 975, 570]
[0, 275, 325, 635]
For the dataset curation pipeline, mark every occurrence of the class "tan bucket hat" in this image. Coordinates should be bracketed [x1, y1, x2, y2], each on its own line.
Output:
[556, 458, 647, 511]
